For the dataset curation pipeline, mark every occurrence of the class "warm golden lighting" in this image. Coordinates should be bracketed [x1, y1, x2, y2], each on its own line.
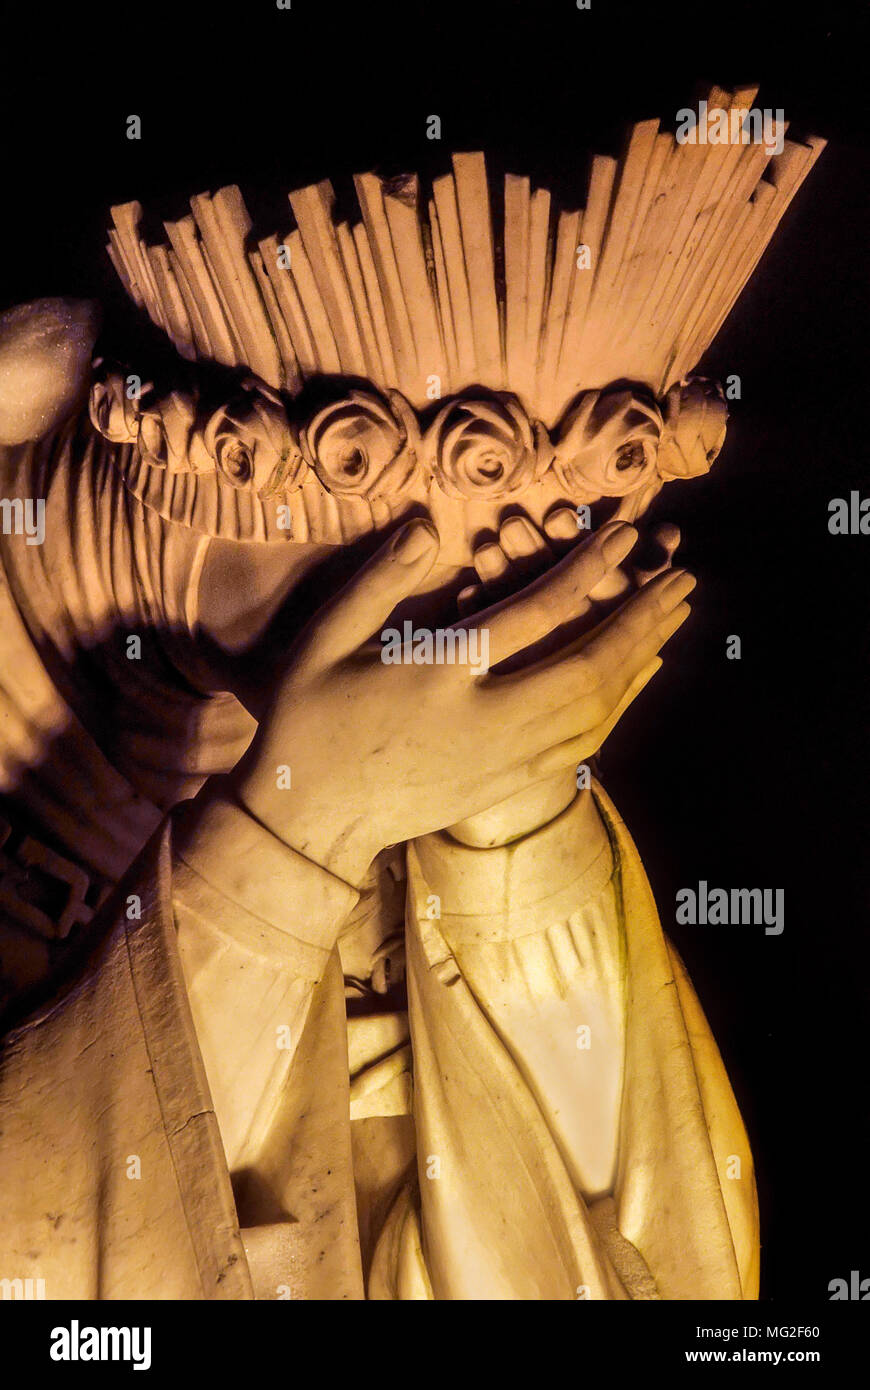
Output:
[0, 90, 825, 1299]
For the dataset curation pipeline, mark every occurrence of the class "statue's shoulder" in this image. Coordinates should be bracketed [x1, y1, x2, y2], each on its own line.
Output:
[0, 298, 99, 446]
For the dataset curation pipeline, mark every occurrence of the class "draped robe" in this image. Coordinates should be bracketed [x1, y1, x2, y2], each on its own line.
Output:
[0, 422, 759, 1299]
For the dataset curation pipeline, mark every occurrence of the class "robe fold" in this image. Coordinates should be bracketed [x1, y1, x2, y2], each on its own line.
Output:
[0, 422, 758, 1299]
[0, 780, 758, 1300]
[396, 785, 758, 1299]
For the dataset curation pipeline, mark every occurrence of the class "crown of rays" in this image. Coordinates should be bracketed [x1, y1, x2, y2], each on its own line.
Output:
[94, 88, 822, 556]
[107, 85, 823, 420]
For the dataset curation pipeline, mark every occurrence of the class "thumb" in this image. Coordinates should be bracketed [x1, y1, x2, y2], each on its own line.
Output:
[309, 519, 440, 667]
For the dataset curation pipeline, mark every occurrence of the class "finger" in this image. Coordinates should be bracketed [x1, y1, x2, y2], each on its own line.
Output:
[579, 572, 694, 677]
[499, 514, 547, 557]
[472, 541, 511, 586]
[587, 566, 632, 602]
[497, 581, 686, 728]
[471, 516, 554, 612]
[303, 519, 440, 668]
[543, 507, 581, 544]
[536, 569, 692, 700]
[526, 658, 662, 777]
[521, 606, 681, 748]
[464, 519, 638, 664]
[464, 519, 551, 617]
[634, 521, 681, 587]
[494, 569, 693, 715]
[653, 521, 681, 557]
[472, 515, 552, 587]
[530, 657, 662, 778]
[457, 583, 483, 618]
[490, 514, 554, 588]
[499, 514, 552, 560]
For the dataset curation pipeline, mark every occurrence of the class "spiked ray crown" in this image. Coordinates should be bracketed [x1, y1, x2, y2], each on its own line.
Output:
[91, 87, 824, 560]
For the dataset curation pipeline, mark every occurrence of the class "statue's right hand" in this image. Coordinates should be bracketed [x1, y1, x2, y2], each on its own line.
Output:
[225, 517, 693, 886]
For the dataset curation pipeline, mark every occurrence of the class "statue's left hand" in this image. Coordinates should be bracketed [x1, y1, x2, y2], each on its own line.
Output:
[448, 510, 680, 846]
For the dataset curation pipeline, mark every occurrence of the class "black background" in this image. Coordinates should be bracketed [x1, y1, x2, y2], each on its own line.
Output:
[2, 0, 868, 1302]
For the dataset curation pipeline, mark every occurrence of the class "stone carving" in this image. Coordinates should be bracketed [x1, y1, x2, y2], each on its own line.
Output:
[299, 386, 418, 500]
[658, 376, 729, 480]
[89, 365, 711, 502]
[551, 387, 663, 498]
[0, 88, 825, 1300]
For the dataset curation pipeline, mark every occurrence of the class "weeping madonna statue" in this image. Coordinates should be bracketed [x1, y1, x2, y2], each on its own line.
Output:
[0, 88, 823, 1299]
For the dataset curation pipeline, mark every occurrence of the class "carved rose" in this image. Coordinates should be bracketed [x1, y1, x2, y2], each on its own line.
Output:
[137, 390, 200, 471]
[657, 376, 728, 481]
[427, 393, 550, 499]
[203, 380, 305, 494]
[552, 388, 662, 497]
[299, 388, 420, 499]
[89, 366, 144, 444]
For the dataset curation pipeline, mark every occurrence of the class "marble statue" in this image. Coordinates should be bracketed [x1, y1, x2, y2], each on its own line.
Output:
[0, 91, 824, 1299]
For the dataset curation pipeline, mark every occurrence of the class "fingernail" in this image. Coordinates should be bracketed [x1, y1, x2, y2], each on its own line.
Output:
[500, 515, 539, 551]
[544, 507, 580, 541]
[657, 570, 696, 607]
[601, 522, 637, 564]
[391, 520, 438, 564]
[474, 542, 509, 583]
